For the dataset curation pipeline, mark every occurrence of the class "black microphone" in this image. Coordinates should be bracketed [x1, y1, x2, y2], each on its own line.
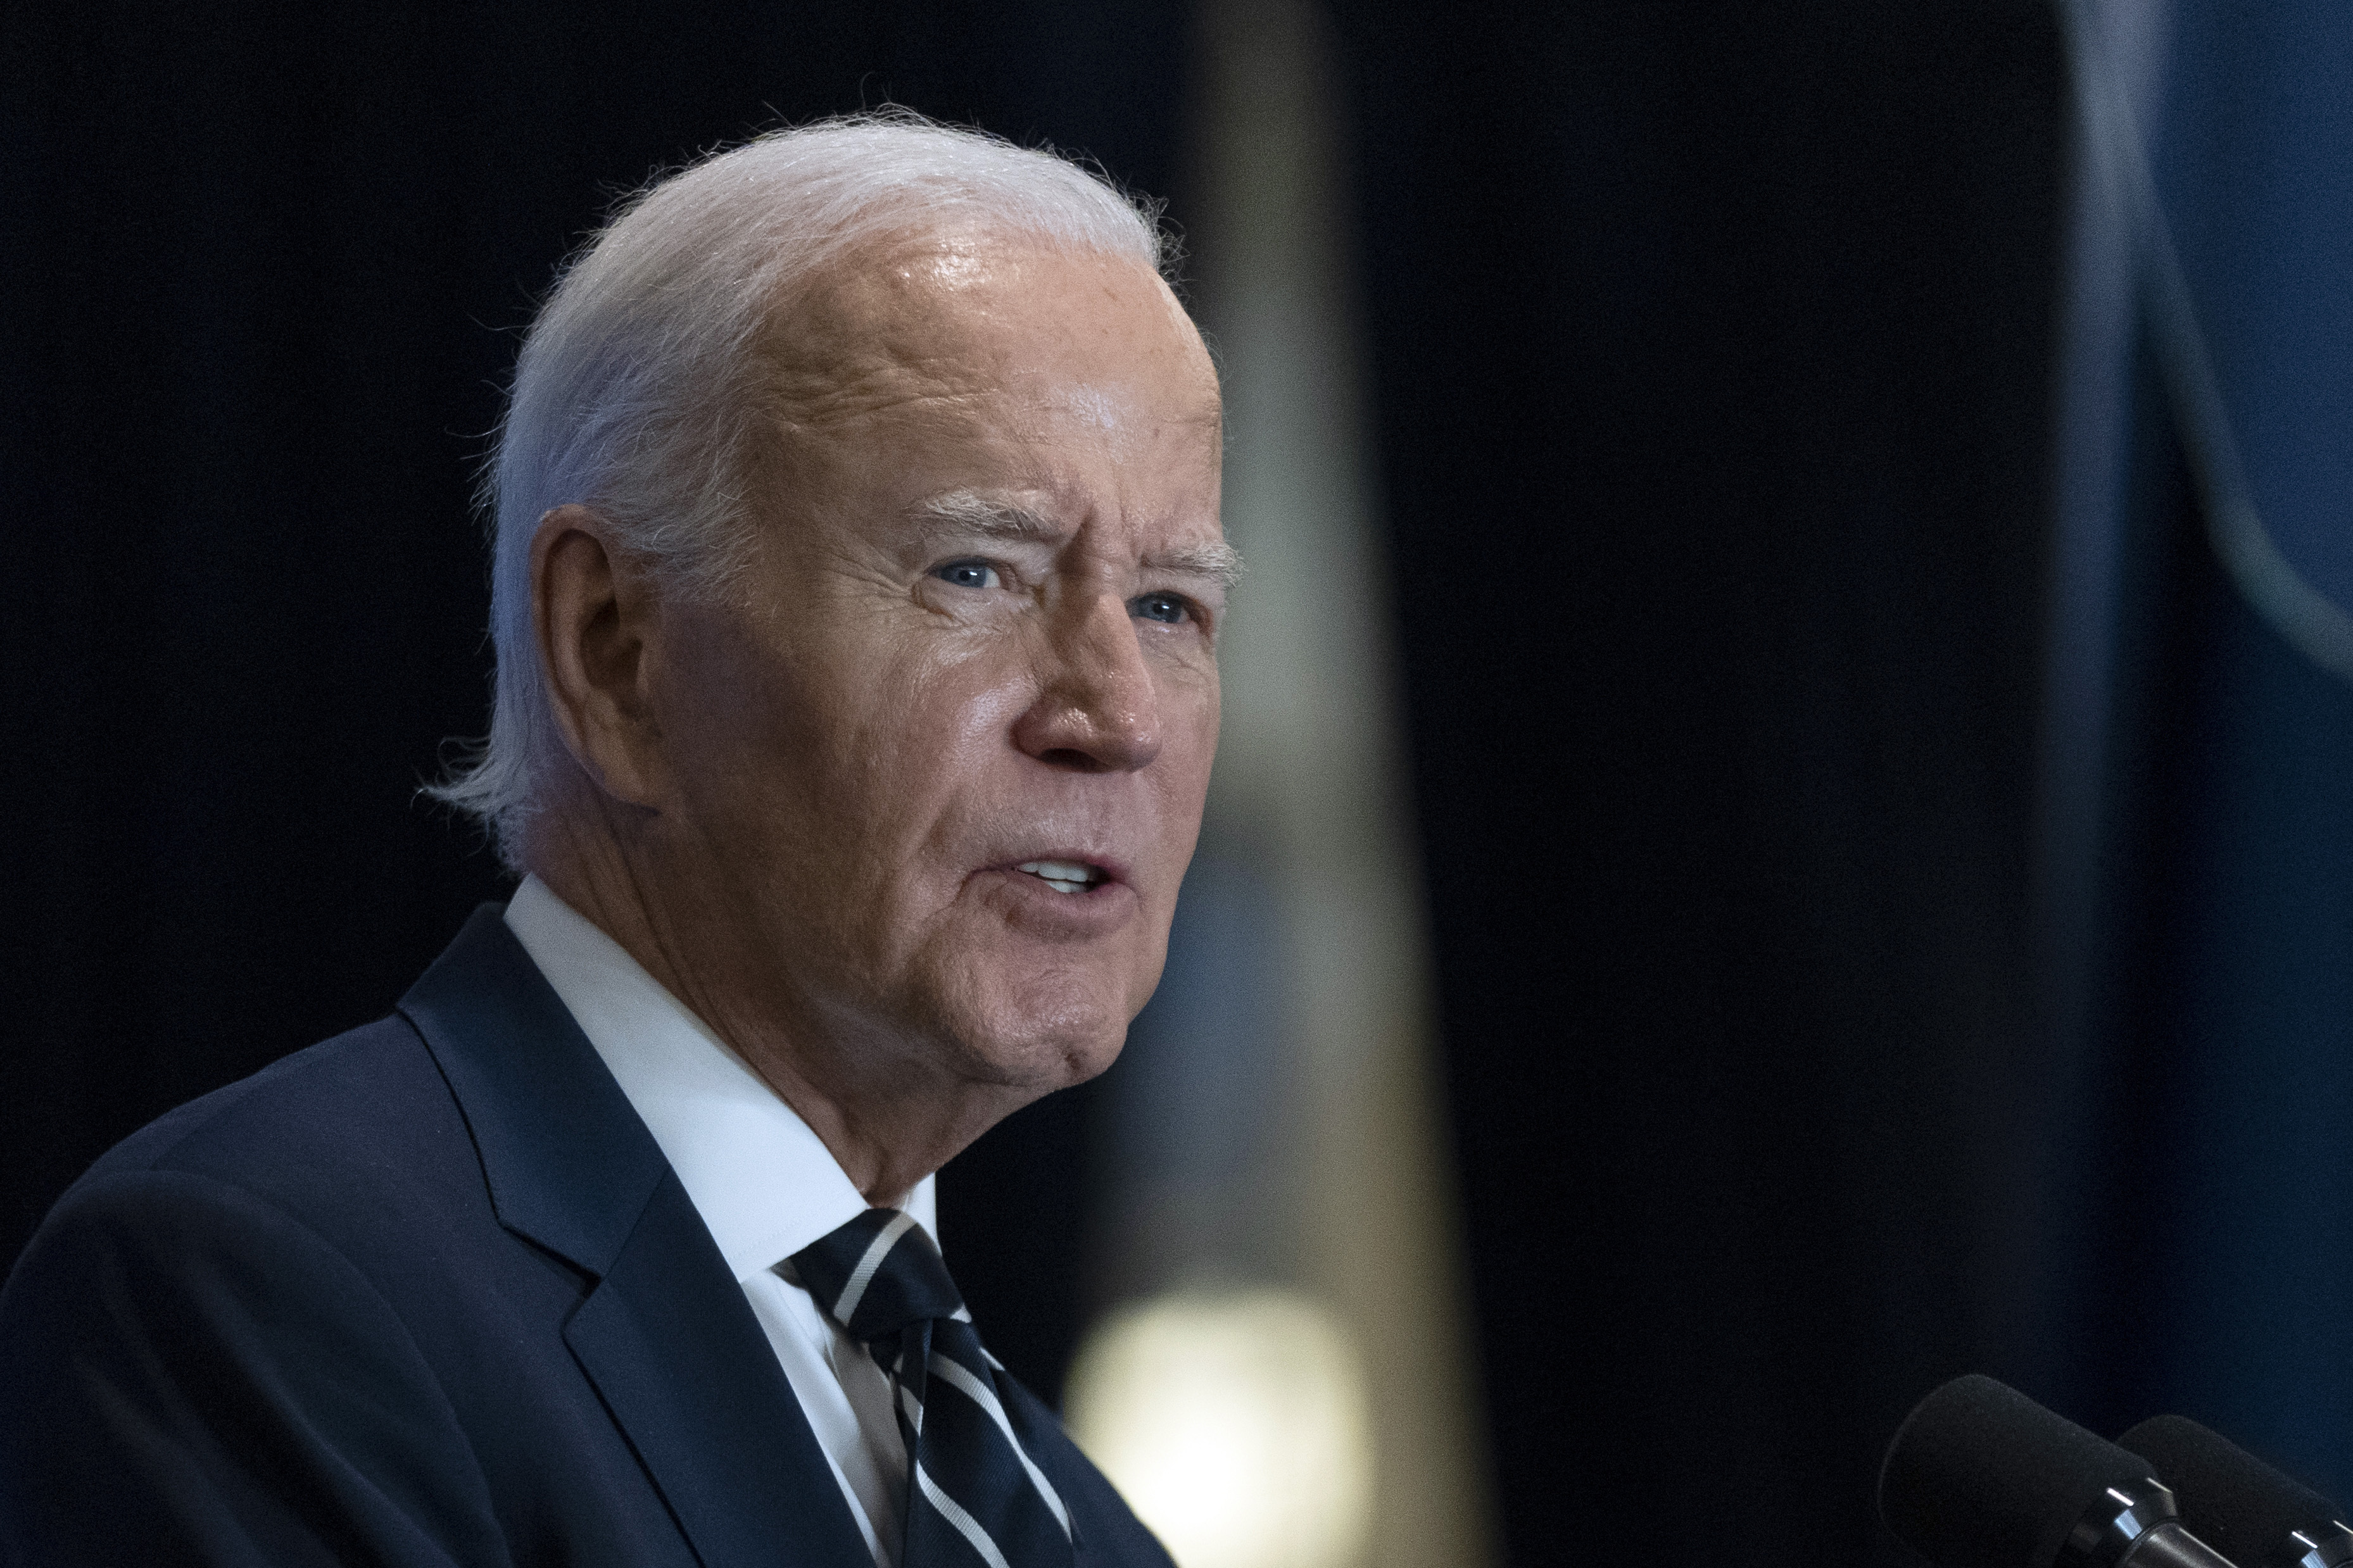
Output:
[2119, 1415, 2353, 1568]
[1880, 1375, 2242, 1568]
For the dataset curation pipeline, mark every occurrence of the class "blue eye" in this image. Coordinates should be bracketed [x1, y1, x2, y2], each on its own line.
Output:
[1132, 593, 1190, 625]
[933, 560, 1000, 590]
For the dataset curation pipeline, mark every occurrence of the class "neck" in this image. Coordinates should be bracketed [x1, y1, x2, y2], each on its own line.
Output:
[520, 798, 1023, 1203]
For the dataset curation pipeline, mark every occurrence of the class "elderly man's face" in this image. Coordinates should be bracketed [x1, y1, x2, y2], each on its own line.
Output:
[642, 234, 1225, 1103]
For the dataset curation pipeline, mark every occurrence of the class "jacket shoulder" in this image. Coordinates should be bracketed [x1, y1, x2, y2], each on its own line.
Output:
[68, 1013, 486, 1255]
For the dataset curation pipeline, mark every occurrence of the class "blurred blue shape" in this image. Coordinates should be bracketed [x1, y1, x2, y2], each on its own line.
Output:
[2152, 3, 2353, 630]
[2048, 0, 2353, 1498]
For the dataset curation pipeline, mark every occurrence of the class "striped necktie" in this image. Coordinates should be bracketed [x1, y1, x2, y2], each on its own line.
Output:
[793, 1208, 1076, 1568]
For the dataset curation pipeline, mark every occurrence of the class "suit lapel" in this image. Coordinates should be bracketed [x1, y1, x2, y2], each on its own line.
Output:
[567, 1169, 877, 1566]
[400, 906, 874, 1568]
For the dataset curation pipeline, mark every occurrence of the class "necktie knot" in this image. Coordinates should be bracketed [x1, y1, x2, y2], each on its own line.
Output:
[789, 1207, 1078, 1566]
[792, 1207, 966, 1343]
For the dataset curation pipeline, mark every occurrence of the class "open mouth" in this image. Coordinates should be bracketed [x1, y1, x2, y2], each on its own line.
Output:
[1016, 859, 1109, 895]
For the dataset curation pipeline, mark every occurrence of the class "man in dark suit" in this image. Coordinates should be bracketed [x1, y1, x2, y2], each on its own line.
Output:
[0, 114, 1235, 1567]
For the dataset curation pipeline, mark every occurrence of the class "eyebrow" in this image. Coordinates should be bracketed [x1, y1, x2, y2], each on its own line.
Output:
[1148, 539, 1247, 589]
[909, 491, 1247, 591]
[910, 491, 1064, 545]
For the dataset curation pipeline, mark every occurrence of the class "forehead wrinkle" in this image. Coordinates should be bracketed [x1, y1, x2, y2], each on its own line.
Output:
[766, 352, 1001, 434]
[759, 267, 1220, 439]
[753, 273, 1221, 449]
[754, 272, 1006, 437]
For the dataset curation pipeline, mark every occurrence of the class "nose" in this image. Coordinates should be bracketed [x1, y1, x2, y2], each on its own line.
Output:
[1012, 591, 1163, 773]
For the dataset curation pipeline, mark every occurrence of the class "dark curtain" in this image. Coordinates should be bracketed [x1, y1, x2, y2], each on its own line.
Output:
[1332, 5, 2072, 1564]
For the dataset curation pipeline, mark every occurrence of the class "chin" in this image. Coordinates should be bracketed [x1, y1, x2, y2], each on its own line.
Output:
[938, 970, 1135, 1092]
[907, 914, 1159, 1088]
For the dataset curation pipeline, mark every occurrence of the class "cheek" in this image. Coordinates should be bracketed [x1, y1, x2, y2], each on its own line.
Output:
[864, 634, 1033, 775]
[655, 615, 902, 862]
[1155, 670, 1222, 810]
[814, 630, 1043, 877]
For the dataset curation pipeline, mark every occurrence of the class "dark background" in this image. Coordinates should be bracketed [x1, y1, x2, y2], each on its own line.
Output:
[1346, 8, 2071, 1562]
[13, 3, 2316, 1566]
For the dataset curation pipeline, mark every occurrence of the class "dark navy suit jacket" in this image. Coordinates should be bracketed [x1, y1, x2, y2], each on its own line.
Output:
[0, 906, 1172, 1568]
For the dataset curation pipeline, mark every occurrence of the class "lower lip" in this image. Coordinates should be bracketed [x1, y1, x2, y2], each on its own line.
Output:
[975, 866, 1136, 932]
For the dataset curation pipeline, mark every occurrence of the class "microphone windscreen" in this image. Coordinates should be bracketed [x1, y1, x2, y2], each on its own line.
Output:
[2119, 1414, 2344, 1568]
[1881, 1375, 2158, 1568]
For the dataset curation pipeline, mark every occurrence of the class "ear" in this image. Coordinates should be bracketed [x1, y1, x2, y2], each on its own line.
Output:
[531, 504, 667, 808]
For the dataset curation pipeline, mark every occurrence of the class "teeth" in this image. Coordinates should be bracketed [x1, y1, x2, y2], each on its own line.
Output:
[1018, 859, 1101, 894]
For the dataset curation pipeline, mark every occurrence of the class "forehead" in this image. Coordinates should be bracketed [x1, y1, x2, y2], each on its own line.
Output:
[757, 227, 1223, 439]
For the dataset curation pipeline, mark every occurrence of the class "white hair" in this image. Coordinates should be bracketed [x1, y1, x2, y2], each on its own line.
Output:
[428, 113, 1173, 866]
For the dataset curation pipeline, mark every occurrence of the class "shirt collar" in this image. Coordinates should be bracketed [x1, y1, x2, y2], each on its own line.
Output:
[502, 875, 938, 1283]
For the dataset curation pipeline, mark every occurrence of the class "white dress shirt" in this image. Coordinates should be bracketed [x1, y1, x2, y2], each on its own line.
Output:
[504, 875, 933, 1568]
